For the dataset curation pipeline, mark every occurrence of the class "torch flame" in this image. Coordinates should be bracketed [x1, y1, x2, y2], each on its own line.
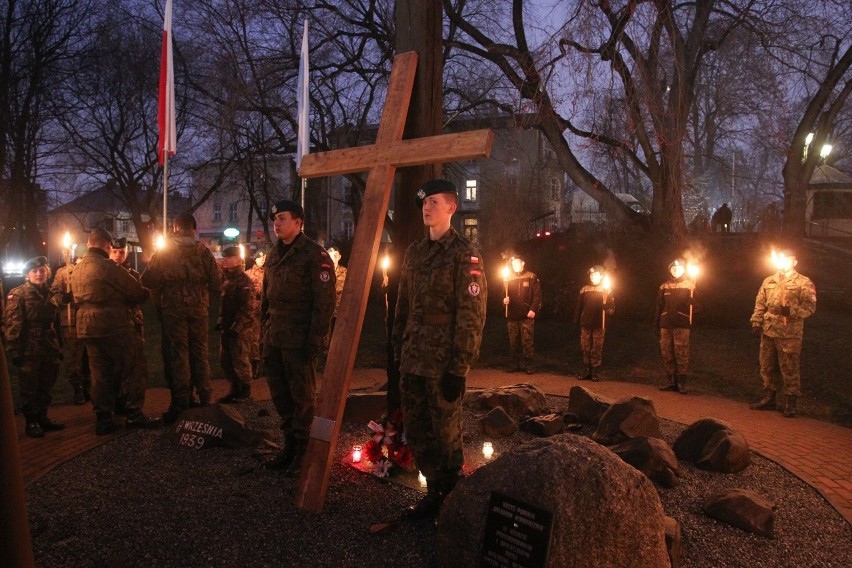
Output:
[602, 274, 612, 291]
[501, 266, 510, 280]
[380, 254, 390, 271]
[156, 234, 166, 250]
[63, 232, 71, 249]
[770, 250, 793, 272]
[687, 263, 700, 280]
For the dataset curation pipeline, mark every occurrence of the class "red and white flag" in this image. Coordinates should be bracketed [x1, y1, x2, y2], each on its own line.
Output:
[296, 18, 309, 172]
[157, 0, 176, 166]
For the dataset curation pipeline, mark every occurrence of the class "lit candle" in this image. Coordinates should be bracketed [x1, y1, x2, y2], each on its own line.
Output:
[352, 445, 362, 463]
[418, 471, 427, 487]
[482, 441, 494, 460]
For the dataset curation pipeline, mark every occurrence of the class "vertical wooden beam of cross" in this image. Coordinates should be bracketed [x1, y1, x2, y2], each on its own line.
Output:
[295, 51, 493, 513]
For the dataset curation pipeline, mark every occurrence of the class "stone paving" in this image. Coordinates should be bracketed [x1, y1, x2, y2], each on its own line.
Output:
[12, 368, 851, 525]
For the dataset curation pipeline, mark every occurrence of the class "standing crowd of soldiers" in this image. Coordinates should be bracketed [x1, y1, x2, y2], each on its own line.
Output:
[3, 179, 817, 523]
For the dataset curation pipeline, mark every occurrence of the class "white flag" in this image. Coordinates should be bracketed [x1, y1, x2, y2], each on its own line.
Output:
[296, 19, 309, 172]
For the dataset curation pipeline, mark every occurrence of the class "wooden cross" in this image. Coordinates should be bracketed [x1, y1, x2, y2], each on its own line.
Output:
[296, 51, 493, 513]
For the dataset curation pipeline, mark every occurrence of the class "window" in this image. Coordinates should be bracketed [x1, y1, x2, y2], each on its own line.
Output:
[463, 217, 479, 244]
[465, 179, 478, 202]
[228, 203, 238, 222]
[213, 203, 222, 221]
[343, 219, 354, 239]
[119, 219, 130, 234]
[257, 201, 267, 219]
[550, 177, 561, 200]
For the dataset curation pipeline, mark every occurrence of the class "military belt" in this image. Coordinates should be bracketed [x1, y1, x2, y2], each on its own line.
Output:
[411, 313, 453, 326]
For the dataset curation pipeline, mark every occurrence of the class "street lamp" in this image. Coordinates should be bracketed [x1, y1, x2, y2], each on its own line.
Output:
[820, 144, 833, 159]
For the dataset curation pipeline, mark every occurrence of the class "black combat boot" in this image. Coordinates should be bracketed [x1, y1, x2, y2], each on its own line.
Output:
[783, 395, 797, 418]
[524, 358, 535, 375]
[676, 375, 688, 394]
[659, 376, 678, 391]
[750, 389, 776, 410]
[95, 412, 119, 436]
[25, 414, 44, 438]
[403, 486, 446, 521]
[125, 411, 164, 429]
[283, 440, 308, 478]
[38, 410, 65, 431]
[590, 366, 601, 382]
[72, 384, 86, 405]
[265, 435, 297, 470]
[161, 405, 186, 425]
[578, 366, 593, 381]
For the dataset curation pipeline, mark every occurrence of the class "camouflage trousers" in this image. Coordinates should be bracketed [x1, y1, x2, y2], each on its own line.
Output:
[400, 374, 464, 490]
[84, 332, 145, 415]
[161, 310, 212, 408]
[659, 328, 690, 375]
[16, 349, 60, 415]
[507, 319, 535, 359]
[264, 348, 316, 442]
[579, 327, 605, 367]
[759, 335, 802, 396]
[61, 325, 90, 389]
[220, 332, 253, 392]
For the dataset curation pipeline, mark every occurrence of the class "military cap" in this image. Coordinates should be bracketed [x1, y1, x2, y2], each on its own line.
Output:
[668, 258, 686, 271]
[221, 246, 241, 258]
[415, 179, 458, 208]
[23, 256, 49, 273]
[589, 265, 604, 274]
[270, 199, 304, 220]
[111, 237, 128, 249]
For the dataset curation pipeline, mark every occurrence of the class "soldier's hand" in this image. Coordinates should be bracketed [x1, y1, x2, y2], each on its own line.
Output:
[751, 325, 762, 336]
[502, 297, 510, 306]
[440, 372, 465, 403]
[779, 305, 791, 317]
[527, 310, 536, 319]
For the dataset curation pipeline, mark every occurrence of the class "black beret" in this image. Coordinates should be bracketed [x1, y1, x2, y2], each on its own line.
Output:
[415, 179, 458, 208]
[270, 199, 304, 220]
[221, 246, 241, 258]
[23, 256, 49, 273]
[111, 237, 128, 249]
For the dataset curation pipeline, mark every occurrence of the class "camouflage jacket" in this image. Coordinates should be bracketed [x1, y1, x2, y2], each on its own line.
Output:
[5, 280, 61, 359]
[122, 263, 146, 331]
[261, 233, 335, 351]
[750, 270, 816, 339]
[574, 285, 615, 329]
[141, 235, 222, 312]
[219, 267, 256, 335]
[50, 265, 79, 327]
[71, 248, 149, 338]
[392, 227, 487, 379]
[654, 278, 696, 329]
[505, 270, 542, 321]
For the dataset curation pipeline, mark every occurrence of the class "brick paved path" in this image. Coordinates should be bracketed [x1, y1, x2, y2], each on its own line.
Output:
[13, 369, 851, 525]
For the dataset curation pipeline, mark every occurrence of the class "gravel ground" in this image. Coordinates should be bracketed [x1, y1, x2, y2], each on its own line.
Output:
[27, 396, 851, 567]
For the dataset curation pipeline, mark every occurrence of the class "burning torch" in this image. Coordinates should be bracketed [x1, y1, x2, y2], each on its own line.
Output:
[380, 254, 390, 288]
[770, 250, 793, 326]
[686, 262, 700, 325]
[501, 266, 510, 317]
[602, 273, 613, 331]
[62, 232, 72, 321]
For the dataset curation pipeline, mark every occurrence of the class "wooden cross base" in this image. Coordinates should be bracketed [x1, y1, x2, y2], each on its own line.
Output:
[295, 51, 492, 513]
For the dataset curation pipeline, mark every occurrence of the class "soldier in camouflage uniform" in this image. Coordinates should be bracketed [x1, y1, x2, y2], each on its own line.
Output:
[141, 213, 222, 423]
[654, 259, 696, 394]
[72, 229, 161, 435]
[109, 237, 147, 415]
[502, 253, 541, 375]
[217, 246, 256, 403]
[5, 256, 64, 438]
[749, 249, 816, 417]
[393, 179, 487, 520]
[574, 265, 615, 382]
[50, 257, 90, 404]
[246, 251, 266, 378]
[261, 200, 336, 477]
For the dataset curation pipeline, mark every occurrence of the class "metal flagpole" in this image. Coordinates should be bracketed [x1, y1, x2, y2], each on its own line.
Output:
[163, 154, 169, 236]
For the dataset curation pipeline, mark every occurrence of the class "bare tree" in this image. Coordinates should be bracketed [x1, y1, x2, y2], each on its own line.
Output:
[0, 0, 91, 256]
